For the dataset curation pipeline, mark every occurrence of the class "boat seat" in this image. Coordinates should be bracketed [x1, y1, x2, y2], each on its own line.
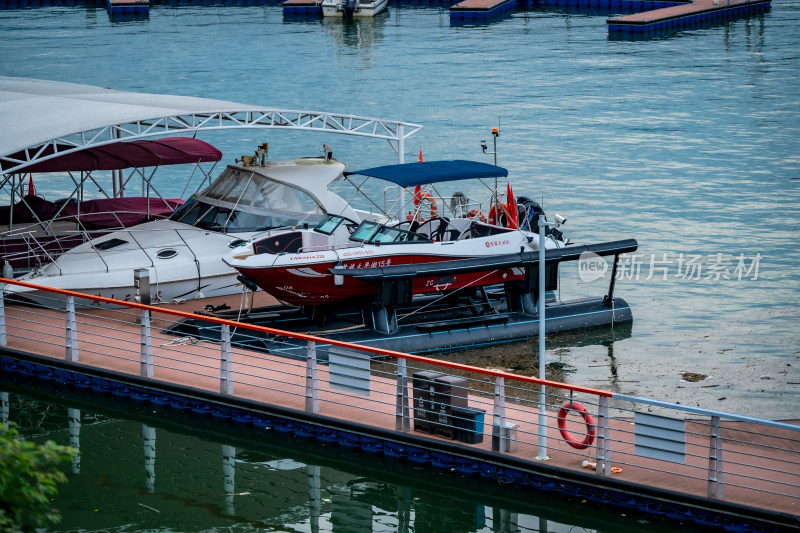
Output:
[445, 217, 473, 240]
[416, 217, 450, 241]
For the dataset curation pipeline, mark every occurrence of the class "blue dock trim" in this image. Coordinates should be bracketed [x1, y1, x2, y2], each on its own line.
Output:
[281, 0, 321, 16]
[105, 0, 149, 17]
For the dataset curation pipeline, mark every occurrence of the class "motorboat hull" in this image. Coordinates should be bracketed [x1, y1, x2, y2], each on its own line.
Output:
[229, 224, 551, 307]
[321, 0, 388, 17]
[236, 252, 526, 306]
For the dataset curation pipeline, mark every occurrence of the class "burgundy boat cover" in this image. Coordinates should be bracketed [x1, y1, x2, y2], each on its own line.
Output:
[5, 137, 222, 173]
[1, 195, 184, 229]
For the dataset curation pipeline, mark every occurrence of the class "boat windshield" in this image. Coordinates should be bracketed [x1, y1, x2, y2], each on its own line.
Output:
[314, 214, 358, 236]
[349, 221, 431, 244]
[169, 167, 325, 232]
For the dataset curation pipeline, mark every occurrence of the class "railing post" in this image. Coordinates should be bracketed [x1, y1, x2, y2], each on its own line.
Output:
[140, 309, 153, 377]
[395, 357, 410, 432]
[305, 340, 319, 413]
[65, 295, 78, 361]
[708, 415, 724, 499]
[220, 324, 233, 394]
[492, 376, 507, 452]
[596, 396, 610, 476]
[0, 286, 7, 347]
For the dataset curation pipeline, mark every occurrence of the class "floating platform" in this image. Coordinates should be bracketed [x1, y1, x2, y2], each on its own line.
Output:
[450, 0, 516, 22]
[106, 0, 148, 17]
[607, 0, 771, 33]
[166, 292, 633, 361]
[282, 0, 321, 16]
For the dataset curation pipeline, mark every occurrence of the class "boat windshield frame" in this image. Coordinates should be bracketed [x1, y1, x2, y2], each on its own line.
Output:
[349, 220, 432, 245]
[313, 214, 359, 236]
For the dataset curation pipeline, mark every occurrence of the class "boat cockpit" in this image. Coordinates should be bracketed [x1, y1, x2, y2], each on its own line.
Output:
[169, 166, 326, 233]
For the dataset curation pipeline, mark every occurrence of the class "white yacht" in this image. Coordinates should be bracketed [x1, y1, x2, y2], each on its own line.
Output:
[6, 154, 364, 308]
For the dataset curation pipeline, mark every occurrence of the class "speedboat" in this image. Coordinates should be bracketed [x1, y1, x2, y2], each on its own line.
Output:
[5, 150, 367, 307]
[225, 160, 567, 307]
[321, 0, 388, 17]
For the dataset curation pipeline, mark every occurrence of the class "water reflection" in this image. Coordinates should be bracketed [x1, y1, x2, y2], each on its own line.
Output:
[0, 381, 673, 532]
[322, 13, 389, 51]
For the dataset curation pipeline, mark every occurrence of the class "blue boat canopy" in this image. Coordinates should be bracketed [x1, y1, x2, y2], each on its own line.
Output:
[344, 160, 508, 188]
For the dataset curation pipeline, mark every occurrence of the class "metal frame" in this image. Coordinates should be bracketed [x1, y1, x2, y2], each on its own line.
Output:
[1, 109, 423, 175]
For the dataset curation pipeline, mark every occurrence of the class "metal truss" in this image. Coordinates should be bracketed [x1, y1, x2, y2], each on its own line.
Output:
[1, 109, 423, 175]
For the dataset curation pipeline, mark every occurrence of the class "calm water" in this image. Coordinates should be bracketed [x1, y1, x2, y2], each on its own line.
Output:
[0, 3, 799, 529]
[1, 384, 677, 532]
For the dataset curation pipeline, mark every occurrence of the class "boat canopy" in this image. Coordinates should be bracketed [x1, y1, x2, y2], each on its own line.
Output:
[344, 160, 508, 187]
[4, 137, 222, 173]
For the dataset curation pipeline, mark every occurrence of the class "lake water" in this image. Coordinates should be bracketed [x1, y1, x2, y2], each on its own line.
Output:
[0, 2, 799, 529]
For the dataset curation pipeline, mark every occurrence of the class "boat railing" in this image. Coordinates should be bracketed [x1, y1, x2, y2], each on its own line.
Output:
[383, 187, 486, 222]
[0, 277, 797, 529]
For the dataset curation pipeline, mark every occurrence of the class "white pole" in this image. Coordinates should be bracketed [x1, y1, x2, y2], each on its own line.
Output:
[398, 124, 405, 220]
[536, 218, 549, 460]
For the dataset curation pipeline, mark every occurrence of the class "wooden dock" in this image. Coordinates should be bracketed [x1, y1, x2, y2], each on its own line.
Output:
[0, 284, 797, 531]
[450, 0, 516, 22]
[607, 0, 771, 33]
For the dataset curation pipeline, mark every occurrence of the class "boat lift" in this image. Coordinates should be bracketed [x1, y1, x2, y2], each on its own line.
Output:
[169, 238, 637, 358]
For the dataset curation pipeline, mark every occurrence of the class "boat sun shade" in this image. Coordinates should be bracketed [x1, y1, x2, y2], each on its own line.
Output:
[344, 160, 508, 188]
[6, 137, 222, 173]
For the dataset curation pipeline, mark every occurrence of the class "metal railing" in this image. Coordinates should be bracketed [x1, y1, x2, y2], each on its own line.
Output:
[0, 276, 797, 522]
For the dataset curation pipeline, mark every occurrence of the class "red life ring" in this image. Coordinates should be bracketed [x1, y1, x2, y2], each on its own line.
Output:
[557, 400, 596, 450]
[416, 192, 438, 222]
[488, 203, 512, 227]
[466, 209, 486, 222]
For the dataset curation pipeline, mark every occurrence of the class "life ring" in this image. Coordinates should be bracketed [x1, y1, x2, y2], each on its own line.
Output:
[488, 203, 512, 227]
[557, 401, 596, 450]
[416, 192, 438, 222]
[466, 209, 486, 222]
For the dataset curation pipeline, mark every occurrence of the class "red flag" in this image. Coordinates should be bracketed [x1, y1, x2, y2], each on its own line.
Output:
[28, 174, 36, 196]
[411, 148, 423, 206]
[506, 181, 518, 229]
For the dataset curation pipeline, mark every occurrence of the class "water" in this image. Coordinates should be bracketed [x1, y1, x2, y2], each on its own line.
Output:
[0, 4, 798, 528]
[1, 384, 677, 532]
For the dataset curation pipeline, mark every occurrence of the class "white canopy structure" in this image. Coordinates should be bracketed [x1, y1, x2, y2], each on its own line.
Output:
[0, 77, 423, 175]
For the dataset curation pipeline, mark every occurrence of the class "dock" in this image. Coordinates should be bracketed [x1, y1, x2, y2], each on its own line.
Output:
[607, 0, 771, 33]
[281, 0, 321, 16]
[0, 277, 797, 531]
[105, 0, 149, 17]
[450, 0, 516, 22]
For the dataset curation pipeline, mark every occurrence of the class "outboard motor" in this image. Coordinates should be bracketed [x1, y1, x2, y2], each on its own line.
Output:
[516, 196, 545, 232]
[344, 0, 358, 16]
[517, 196, 565, 242]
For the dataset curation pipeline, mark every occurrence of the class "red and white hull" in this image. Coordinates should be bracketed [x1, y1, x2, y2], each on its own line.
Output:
[228, 229, 554, 307]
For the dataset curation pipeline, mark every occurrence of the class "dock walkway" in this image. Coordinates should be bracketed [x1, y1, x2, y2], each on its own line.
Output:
[0, 282, 797, 531]
[607, 0, 771, 33]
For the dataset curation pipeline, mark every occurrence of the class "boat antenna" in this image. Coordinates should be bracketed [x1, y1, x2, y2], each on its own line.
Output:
[481, 126, 500, 209]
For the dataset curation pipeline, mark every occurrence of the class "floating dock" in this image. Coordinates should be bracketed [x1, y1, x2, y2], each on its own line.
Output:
[607, 0, 771, 33]
[450, 0, 516, 22]
[0, 277, 798, 532]
[105, 0, 149, 17]
[281, 0, 321, 16]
